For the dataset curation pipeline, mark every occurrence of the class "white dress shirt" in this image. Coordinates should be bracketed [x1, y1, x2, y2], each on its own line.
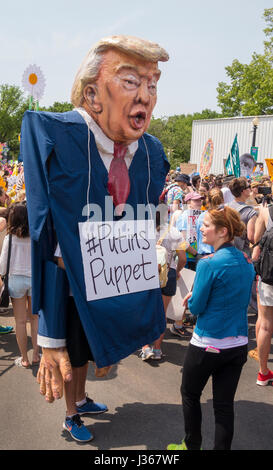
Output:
[76, 107, 138, 171]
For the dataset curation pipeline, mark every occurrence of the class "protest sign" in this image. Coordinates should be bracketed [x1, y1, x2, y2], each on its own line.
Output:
[252, 162, 264, 179]
[79, 219, 160, 301]
[186, 209, 202, 245]
[200, 138, 213, 178]
[167, 268, 196, 321]
[184, 209, 202, 258]
[265, 159, 273, 179]
[180, 163, 197, 175]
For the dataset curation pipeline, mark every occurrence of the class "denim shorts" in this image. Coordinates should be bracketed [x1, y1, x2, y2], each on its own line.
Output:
[8, 275, 32, 299]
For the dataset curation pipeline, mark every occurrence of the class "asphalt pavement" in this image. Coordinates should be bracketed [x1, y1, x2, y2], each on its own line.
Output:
[0, 306, 272, 451]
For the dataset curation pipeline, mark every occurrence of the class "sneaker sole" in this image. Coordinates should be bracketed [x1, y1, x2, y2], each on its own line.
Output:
[256, 379, 273, 386]
[62, 423, 94, 442]
[77, 407, 108, 416]
[142, 354, 154, 361]
[170, 329, 191, 338]
[141, 352, 155, 361]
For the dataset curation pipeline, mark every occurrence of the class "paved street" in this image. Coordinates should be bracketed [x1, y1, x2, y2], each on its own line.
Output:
[0, 307, 272, 451]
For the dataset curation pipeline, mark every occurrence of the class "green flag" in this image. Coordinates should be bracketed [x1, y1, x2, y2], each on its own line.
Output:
[225, 154, 233, 175]
[225, 134, 240, 177]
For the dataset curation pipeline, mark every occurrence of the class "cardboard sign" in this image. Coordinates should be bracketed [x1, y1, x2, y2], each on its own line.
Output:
[79, 219, 160, 301]
[186, 209, 202, 245]
[184, 209, 202, 258]
[252, 162, 264, 179]
[180, 163, 197, 175]
[265, 159, 273, 179]
[167, 268, 196, 321]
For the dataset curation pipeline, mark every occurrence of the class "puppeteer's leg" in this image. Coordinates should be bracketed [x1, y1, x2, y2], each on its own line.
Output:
[62, 297, 108, 442]
[64, 362, 89, 416]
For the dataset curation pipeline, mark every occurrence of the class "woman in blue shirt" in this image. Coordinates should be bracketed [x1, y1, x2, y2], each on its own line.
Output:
[168, 206, 255, 451]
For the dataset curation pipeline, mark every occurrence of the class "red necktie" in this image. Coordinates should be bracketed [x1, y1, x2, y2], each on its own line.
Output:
[107, 143, 131, 216]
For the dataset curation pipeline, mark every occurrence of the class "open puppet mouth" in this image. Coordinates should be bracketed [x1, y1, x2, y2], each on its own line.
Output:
[129, 111, 147, 130]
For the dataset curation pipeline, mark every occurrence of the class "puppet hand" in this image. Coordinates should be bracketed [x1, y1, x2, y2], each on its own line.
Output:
[37, 348, 72, 403]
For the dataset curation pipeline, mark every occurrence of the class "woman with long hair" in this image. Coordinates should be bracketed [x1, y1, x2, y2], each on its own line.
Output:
[168, 206, 255, 450]
[0, 202, 39, 367]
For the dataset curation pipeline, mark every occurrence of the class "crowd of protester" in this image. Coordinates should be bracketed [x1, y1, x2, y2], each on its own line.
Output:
[1, 160, 273, 450]
[148, 166, 273, 449]
[158, 168, 273, 349]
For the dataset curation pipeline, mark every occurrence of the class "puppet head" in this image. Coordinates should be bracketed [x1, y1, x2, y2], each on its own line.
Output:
[71, 35, 169, 145]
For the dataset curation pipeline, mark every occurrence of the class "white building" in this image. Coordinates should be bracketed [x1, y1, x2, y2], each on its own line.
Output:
[190, 115, 273, 175]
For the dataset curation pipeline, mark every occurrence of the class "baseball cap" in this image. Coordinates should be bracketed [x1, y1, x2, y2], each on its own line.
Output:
[222, 175, 235, 184]
[175, 174, 191, 184]
[184, 191, 202, 202]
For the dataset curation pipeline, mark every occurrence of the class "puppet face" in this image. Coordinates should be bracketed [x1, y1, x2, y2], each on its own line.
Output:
[84, 49, 161, 144]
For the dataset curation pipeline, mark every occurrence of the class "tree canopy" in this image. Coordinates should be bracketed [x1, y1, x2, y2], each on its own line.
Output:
[0, 84, 29, 157]
[0, 86, 74, 159]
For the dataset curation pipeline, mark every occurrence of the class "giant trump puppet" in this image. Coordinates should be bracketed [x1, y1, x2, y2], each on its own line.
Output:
[21, 36, 170, 416]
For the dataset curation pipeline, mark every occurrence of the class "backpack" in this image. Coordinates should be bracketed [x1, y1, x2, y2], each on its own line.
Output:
[159, 187, 169, 202]
[159, 183, 180, 203]
[228, 201, 255, 254]
[253, 205, 273, 285]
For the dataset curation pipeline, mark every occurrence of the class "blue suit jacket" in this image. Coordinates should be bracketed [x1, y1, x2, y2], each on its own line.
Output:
[21, 110, 169, 367]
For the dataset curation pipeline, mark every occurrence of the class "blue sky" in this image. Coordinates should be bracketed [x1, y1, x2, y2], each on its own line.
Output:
[1, 0, 272, 117]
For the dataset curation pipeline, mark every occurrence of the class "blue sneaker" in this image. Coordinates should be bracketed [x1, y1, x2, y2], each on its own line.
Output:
[63, 414, 94, 442]
[76, 395, 108, 415]
[0, 325, 13, 334]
